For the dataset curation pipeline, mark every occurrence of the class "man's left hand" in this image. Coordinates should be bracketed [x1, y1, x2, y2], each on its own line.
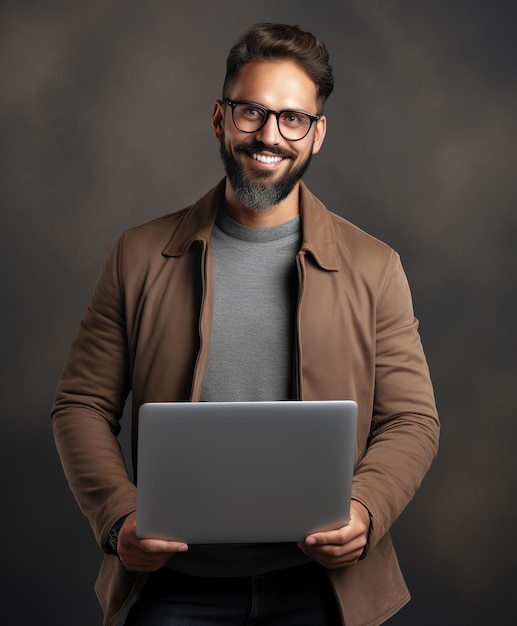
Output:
[297, 499, 370, 569]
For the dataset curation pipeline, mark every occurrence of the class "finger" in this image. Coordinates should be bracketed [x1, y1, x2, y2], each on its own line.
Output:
[138, 538, 189, 554]
[302, 536, 366, 563]
[304, 527, 348, 546]
[121, 553, 171, 572]
[300, 545, 364, 569]
[119, 543, 188, 571]
[118, 539, 188, 573]
[310, 539, 364, 558]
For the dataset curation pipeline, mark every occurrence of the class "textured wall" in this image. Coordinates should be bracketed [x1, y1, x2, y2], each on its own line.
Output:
[1, 1, 515, 623]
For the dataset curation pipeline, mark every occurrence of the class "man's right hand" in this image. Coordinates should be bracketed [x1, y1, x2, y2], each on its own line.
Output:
[117, 512, 189, 571]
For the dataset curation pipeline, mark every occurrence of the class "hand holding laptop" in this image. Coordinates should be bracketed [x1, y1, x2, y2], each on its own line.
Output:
[298, 500, 370, 569]
[117, 512, 188, 572]
[118, 498, 369, 573]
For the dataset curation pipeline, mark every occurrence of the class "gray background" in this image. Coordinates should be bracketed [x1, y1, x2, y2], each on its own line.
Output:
[1, 0, 515, 623]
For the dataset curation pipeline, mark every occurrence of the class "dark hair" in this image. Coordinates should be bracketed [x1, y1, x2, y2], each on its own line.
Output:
[223, 23, 334, 110]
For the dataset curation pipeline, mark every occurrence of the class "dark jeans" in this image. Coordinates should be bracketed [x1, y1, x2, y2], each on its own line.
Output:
[124, 561, 342, 625]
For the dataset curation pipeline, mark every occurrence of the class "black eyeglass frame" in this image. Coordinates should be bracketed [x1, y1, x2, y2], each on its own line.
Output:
[223, 98, 320, 141]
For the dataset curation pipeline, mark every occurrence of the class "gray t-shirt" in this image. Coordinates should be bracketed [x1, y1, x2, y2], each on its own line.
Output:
[200, 210, 300, 402]
[167, 211, 311, 577]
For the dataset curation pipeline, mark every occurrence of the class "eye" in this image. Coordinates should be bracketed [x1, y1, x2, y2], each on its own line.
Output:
[280, 111, 307, 127]
[239, 105, 266, 120]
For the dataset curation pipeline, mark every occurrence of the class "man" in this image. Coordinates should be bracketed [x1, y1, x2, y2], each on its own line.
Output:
[52, 23, 439, 626]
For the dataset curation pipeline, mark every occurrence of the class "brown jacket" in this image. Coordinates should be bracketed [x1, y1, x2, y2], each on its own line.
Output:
[52, 179, 439, 625]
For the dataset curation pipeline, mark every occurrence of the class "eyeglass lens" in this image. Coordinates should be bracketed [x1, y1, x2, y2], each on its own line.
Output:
[232, 103, 312, 140]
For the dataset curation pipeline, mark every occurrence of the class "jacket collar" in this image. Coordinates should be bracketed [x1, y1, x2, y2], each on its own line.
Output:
[163, 178, 342, 271]
[298, 182, 341, 271]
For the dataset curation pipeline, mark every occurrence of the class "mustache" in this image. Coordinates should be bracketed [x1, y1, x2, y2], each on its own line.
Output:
[235, 141, 296, 160]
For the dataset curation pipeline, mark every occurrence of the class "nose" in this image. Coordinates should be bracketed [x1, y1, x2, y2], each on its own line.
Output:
[254, 112, 282, 145]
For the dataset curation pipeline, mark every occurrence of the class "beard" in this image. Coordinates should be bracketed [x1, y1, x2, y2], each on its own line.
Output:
[219, 132, 313, 210]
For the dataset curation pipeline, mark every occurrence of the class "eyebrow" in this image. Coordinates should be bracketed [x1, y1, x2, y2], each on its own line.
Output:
[229, 98, 317, 116]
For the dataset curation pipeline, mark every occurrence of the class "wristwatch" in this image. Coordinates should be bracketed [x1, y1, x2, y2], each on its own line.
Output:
[104, 515, 128, 556]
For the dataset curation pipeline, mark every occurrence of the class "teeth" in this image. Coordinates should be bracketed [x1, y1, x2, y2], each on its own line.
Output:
[252, 153, 283, 164]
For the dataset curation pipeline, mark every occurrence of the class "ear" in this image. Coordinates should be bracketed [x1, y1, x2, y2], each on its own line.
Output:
[311, 115, 327, 155]
[212, 99, 224, 140]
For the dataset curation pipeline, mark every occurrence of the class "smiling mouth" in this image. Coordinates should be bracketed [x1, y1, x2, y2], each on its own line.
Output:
[251, 153, 284, 164]
[237, 141, 294, 165]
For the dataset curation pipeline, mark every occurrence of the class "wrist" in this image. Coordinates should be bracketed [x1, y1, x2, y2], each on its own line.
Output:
[104, 515, 129, 556]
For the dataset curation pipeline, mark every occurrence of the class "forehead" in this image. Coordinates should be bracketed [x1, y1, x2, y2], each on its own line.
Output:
[229, 60, 319, 112]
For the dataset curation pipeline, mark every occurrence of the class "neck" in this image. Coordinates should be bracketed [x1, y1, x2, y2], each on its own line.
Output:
[222, 179, 301, 228]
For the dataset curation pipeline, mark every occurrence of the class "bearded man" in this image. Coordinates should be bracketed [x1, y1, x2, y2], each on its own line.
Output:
[52, 22, 439, 626]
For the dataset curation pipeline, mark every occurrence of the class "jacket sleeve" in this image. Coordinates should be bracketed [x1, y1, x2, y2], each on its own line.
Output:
[51, 237, 137, 548]
[351, 251, 440, 548]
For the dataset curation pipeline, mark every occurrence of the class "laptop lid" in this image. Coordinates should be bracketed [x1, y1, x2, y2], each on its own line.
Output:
[136, 400, 357, 544]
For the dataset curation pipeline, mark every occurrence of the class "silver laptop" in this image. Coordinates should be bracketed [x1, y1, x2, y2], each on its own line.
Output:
[136, 400, 357, 544]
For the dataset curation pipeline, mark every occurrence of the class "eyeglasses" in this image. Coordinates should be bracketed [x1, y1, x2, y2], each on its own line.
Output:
[223, 98, 320, 141]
